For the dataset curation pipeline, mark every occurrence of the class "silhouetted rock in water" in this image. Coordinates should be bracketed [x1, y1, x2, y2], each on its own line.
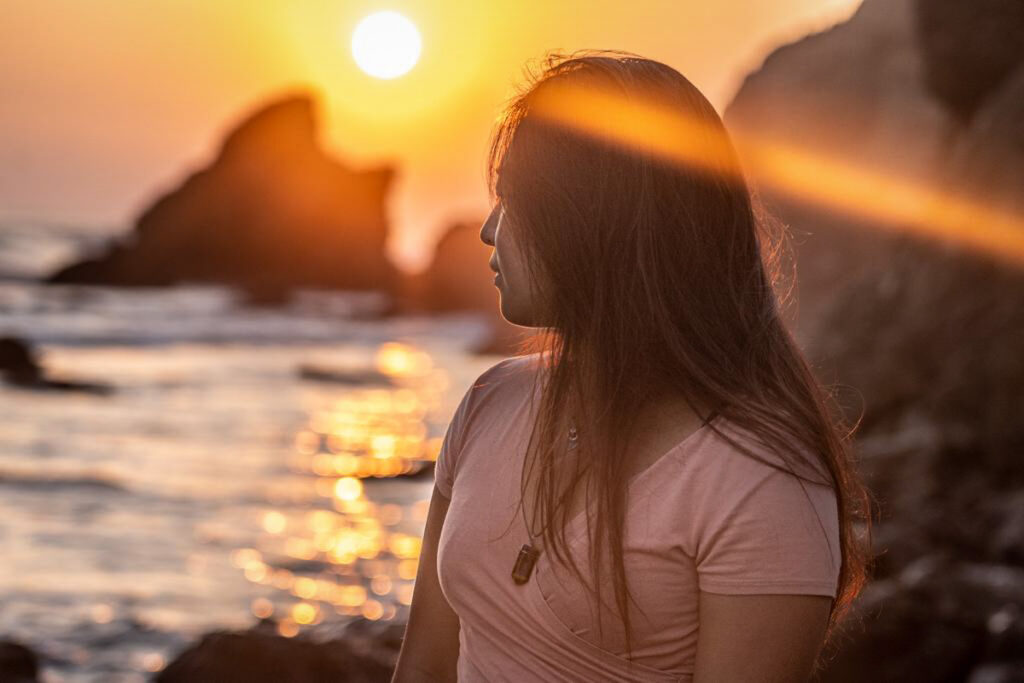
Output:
[47, 93, 399, 303]
[912, 0, 1024, 125]
[0, 337, 41, 385]
[394, 458, 436, 484]
[0, 640, 39, 683]
[725, 0, 1024, 680]
[297, 363, 393, 386]
[157, 618, 402, 682]
[0, 336, 112, 394]
[395, 219, 536, 356]
[397, 221, 498, 313]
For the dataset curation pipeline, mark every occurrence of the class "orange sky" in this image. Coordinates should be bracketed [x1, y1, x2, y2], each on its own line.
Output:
[0, 0, 862, 273]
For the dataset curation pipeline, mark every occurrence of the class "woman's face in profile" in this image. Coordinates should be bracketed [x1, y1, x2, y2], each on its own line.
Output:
[480, 202, 542, 327]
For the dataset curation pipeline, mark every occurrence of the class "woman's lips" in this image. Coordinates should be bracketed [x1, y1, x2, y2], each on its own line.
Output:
[493, 272, 502, 285]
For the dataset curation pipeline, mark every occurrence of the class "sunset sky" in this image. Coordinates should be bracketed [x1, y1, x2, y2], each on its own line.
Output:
[1, 0, 862, 272]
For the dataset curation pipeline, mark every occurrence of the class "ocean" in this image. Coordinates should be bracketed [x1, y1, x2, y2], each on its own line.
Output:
[0, 221, 501, 682]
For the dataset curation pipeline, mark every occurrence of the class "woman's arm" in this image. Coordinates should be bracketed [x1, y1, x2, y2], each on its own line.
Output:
[693, 591, 832, 682]
[391, 484, 460, 682]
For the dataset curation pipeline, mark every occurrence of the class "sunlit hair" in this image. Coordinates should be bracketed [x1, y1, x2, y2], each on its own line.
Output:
[485, 48, 873, 667]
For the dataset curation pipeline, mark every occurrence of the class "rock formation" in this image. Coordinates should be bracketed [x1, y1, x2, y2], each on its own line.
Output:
[0, 336, 112, 394]
[0, 640, 38, 683]
[47, 93, 399, 304]
[42, 90, 535, 356]
[156, 617, 400, 682]
[724, 0, 1024, 679]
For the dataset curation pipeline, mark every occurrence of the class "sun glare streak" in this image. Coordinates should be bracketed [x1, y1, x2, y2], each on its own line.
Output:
[526, 81, 1024, 264]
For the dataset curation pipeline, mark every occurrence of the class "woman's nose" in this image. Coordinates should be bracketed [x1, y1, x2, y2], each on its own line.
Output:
[480, 205, 499, 246]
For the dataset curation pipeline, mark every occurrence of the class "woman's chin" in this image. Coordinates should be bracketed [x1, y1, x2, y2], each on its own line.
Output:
[499, 303, 539, 328]
[497, 299, 522, 325]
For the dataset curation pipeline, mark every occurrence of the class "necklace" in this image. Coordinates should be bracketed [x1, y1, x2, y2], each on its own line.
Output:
[511, 422, 578, 584]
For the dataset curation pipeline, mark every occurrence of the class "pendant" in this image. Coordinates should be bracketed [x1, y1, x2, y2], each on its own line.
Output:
[511, 543, 541, 584]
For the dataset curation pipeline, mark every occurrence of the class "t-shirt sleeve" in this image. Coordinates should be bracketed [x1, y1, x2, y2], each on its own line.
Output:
[433, 381, 477, 499]
[694, 467, 841, 597]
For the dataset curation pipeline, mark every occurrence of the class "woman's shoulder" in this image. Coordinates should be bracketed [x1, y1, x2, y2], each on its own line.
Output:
[467, 352, 545, 403]
[662, 419, 842, 595]
[480, 351, 546, 378]
[678, 418, 835, 489]
[434, 353, 542, 497]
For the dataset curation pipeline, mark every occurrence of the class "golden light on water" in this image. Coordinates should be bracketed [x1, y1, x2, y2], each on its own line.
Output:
[375, 342, 434, 377]
[371, 433, 398, 459]
[262, 511, 287, 534]
[251, 597, 274, 619]
[293, 577, 317, 599]
[90, 603, 114, 624]
[398, 558, 419, 580]
[292, 602, 318, 625]
[272, 569, 295, 591]
[141, 653, 165, 673]
[362, 599, 385, 621]
[526, 80, 1024, 264]
[334, 475, 364, 501]
[371, 574, 393, 595]
[229, 341, 449, 635]
[244, 562, 268, 583]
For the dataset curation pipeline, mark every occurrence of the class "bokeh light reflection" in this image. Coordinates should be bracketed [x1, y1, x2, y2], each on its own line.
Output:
[230, 342, 449, 636]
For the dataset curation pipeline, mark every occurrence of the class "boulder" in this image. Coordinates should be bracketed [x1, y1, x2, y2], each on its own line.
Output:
[817, 560, 1024, 682]
[0, 336, 112, 394]
[0, 640, 39, 683]
[157, 618, 401, 683]
[0, 336, 42, 385]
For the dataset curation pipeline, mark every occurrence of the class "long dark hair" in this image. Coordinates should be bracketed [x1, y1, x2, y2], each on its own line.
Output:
[485, 49, 872, 665]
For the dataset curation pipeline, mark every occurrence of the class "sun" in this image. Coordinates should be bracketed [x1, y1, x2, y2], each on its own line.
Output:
[351, 11, 422, 79]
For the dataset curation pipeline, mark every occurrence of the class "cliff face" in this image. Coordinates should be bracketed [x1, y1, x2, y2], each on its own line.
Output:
[48, 93, 399, 302]
[725, 0, 953, 336]
[724, 0, 1024, 415]
[725, 1, 1024, 679]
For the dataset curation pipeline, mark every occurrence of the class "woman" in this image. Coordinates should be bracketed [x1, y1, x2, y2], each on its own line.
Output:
[393, 49, 872, 682]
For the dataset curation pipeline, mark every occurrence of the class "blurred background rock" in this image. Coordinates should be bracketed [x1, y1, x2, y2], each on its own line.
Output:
[726, 0, 1024, 679]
